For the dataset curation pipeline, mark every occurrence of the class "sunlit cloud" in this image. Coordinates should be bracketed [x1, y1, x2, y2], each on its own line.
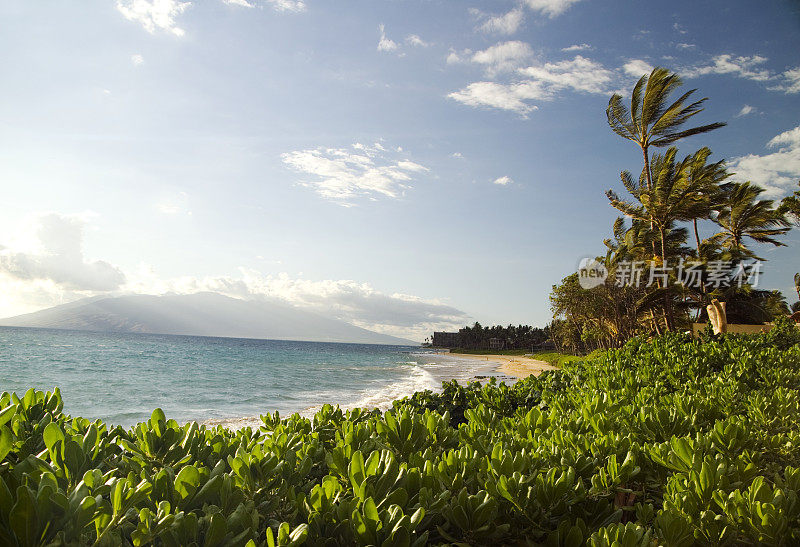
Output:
[281, 142, 429, 203]
[478, 8, 525, 35]
[523, 0, 584, 18]
[0, 214, 126, 292]
[729, 125, 800, 197]
[116, 0, 191, 36]
[377, 24, 398, 52]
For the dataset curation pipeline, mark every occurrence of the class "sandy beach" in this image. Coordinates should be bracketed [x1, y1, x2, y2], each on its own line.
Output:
[450, 353, 558, 378]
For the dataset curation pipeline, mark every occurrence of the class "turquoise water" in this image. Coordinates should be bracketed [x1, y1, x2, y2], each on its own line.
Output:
[0, 327, 495, 427]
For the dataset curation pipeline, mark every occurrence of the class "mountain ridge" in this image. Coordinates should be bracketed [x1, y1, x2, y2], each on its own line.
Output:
[0, 292, 417, 345]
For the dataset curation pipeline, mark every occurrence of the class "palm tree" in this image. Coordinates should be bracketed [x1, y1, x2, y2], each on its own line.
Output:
[606, 147, 700, 262]
[607, 67, 726, 191]
[680, 147, 729, 258]
[709, 182, 790, 260]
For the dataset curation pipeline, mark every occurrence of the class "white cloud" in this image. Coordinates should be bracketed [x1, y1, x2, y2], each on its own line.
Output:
[281, 142, 428, 203]
[729, 125, 800, 196]
[735, 104, 756, 117]
[224, 0, 305, 10]
[448, 81, 541, 115]
[769, 66, 800, 94]
[377, 24, 398, 52]
[263, 0, 306, 11]
[623, 59, 653, 77]
[676, 43, 695, 50]
[561, 43, 592, 52]
[131, 54, 145, 66]
[0, 214, 126, 292]
[493, 176, 513, 185]
[446, 48, 472, 64]
[451, 152, 464, 159]
[673, 22, 688, 35]
[479, 8, 525, 35]
[405, 34, 429, 47]
[684, 54, 772, 82]
[518, 55, 614, 95]
[471, 41, 535, 74]
[450, 54, 614, 115]
[523, 0, 584, 17]
[116, 0, 190, 36]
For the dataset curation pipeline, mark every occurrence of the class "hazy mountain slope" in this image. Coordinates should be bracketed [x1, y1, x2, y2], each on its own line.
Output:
[0, 292, 416, 345]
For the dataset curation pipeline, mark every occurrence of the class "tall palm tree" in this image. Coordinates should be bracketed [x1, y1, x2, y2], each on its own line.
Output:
[709, 182, 790, 260]
[607, 67, 726, 191]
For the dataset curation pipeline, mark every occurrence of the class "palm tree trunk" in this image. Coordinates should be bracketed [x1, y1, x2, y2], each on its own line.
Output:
[642, 146, 653, 191]
[658, 226, 675, 331]
[693, 218, 702, 258]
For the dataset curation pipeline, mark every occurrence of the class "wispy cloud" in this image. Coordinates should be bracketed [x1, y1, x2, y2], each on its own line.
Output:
[768, 67, 800, 94]
[405, 34, 429, 47]
[262, 0, 306, 11]
[116, 0, 191, 36]
[729, 125, 800, 196]
[735, 104, 756, 117]
[683, 54, 772, 82]
[561, 43, 592, 52]
[523, 0, 584, 18]
[471, 41, 535, 75]
[377, 24, 398, 52]
[449, 54, 614, 115]
[493, 175, 513, 185]
[479, 8, 525, 35]
[131, 54, 145, 66]
[224, 0, 306, 11]
[281, 142, 428, 203]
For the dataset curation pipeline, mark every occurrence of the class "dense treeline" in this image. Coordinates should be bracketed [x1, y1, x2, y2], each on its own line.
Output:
[549, 68, 800, 354]
[449, 322, 549, 350]
[2, 322, 800, 545]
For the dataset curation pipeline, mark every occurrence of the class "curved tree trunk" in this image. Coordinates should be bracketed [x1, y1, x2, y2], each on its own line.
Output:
[693, 218, 702, 258]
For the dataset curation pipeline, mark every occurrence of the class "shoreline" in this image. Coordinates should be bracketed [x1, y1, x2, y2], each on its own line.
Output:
[449, 352, 558, 379]
[203, 353, 557, 429]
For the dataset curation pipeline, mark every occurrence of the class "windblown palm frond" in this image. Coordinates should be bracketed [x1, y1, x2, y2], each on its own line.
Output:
[607, 67, 726, 190]
[711, 182, 790, 260]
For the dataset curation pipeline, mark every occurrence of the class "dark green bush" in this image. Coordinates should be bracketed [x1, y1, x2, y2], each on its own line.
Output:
[1, 331, 799, 545]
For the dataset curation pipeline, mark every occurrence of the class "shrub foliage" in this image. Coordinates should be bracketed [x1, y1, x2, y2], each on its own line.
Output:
[1, 326, 800, 545]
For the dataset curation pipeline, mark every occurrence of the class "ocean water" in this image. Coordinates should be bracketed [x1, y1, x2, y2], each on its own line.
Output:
[0, 327, 498, 428]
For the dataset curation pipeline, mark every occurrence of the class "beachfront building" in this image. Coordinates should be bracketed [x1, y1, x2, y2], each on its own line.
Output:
[489, 337, 504, 350]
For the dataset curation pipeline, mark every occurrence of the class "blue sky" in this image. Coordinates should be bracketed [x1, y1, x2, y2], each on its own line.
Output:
[0, 0, 798, 340]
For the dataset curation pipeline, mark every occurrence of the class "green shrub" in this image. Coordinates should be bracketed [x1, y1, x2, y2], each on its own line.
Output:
[1, 331, 799, 545]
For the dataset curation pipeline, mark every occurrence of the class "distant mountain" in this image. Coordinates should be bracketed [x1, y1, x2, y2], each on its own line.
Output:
[0, 292, 416, 345]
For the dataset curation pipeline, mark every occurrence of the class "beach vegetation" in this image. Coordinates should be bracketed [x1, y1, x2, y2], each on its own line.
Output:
[2, 330, 800, 545]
